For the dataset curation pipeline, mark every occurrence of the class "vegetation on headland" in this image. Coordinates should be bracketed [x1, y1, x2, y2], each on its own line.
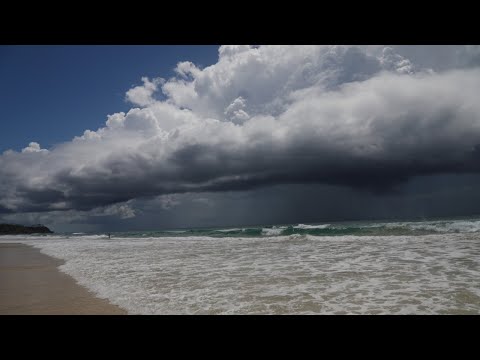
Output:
[0, 223, 53, 235]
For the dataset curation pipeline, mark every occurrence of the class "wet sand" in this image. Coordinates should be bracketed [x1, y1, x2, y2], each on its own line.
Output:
[0, 243, 126, 315]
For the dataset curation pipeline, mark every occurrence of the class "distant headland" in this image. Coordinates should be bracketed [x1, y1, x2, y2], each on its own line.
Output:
[0, 224, 53, 235]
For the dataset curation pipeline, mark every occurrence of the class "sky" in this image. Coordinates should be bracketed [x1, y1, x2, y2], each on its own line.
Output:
[0, 45, 219, 152]
[2, 45, 480, 232]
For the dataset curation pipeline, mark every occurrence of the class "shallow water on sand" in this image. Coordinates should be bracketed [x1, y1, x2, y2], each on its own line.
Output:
[2, 229, 480, 314]
[0, 243, 125, 314]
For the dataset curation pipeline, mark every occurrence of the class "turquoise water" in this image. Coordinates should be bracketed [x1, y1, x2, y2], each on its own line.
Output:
[91, 216, 480, 238]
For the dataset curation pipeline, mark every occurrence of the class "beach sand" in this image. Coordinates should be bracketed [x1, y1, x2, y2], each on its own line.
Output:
[0, 243, 126, 315]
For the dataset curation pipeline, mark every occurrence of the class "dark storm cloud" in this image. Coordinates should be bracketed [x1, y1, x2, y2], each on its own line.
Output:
[2, 46, 480, 215]
[0, 205, 12, 214]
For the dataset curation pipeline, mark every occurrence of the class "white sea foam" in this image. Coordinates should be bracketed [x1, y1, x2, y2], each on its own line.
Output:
[216, 228, 244, 233]
[261, 226, 287, 236]
[293, 224, 330, 230]
[2, 229, 480, 315]
[379, 219, 480, 233]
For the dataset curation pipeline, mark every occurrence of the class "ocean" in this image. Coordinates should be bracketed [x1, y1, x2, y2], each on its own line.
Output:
[2, 217, 480, 314]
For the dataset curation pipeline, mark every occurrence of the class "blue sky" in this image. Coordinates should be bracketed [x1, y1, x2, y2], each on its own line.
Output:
[0, 45, 219, 152]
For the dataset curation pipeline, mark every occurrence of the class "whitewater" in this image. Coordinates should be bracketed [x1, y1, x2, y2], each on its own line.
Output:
[1, 217, 480, 314]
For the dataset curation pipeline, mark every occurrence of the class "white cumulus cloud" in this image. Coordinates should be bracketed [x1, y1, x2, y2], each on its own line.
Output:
[125, 77, 164, 107]
[2, 45, 480, 215]
[22, 142, 48, 153]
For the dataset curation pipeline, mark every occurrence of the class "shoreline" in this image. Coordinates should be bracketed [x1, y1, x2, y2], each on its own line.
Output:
[0, 243, 127, 315]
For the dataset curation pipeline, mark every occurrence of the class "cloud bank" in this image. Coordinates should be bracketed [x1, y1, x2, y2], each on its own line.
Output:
[2, 45, 480, 215]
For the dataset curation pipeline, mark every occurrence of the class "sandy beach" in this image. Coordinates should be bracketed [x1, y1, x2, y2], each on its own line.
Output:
[0, 243, 126, 315]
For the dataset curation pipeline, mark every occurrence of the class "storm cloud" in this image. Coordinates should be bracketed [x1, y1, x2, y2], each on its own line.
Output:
[2, 45, 480, 215]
